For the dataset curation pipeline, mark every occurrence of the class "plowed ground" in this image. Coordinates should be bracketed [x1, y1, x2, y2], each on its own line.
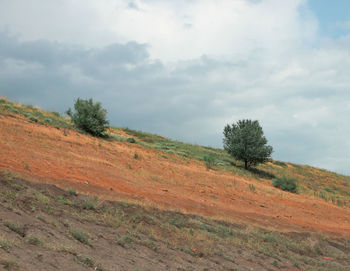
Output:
[1, 115, 350, 236]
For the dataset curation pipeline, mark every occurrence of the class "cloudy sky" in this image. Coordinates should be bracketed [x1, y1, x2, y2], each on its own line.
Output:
[1, 0, 350, 175]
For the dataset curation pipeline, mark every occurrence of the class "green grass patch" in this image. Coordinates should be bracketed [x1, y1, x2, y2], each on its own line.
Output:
[71, 230, 90, 245]
[0, 240, 12, 252]
[272, 177, 297, 193]
[4, 221, 26, 237]
[27, 237, 43, 246]
[67, 188, 78, 196]
[0, 98, 72, 129]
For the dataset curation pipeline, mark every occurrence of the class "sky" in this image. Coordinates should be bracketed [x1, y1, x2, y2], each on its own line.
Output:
[0, 0, 350, 175]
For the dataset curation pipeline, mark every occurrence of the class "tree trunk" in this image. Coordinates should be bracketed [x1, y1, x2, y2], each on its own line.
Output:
[244, 160, 248, 169]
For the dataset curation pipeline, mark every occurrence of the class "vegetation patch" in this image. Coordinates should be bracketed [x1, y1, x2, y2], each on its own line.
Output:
[4, 221, 26, 237]
[0, 172, 349, 270]
[0, 239, 12, 252]
[1, 260, 19, 270]
[67, 188, 78, 196]
[71, 230, 90, 245]
[203, 155, 215, 169]
[66, 98, 109, 137]
[0, 98, 72, 129]
[272, 176, 298, 193]
[27, 236, 43, 247]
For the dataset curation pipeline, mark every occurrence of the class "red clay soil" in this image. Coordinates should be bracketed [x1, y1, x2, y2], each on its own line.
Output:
[1, 114, 350, 237]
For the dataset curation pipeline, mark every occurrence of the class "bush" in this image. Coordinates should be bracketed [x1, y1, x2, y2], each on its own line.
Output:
[126, 137, 136, 143]
[272, 177, 297, 193]
[66, 98, 109, 137]
[203, 155, 215, 169]
[71, 230, 90, 245]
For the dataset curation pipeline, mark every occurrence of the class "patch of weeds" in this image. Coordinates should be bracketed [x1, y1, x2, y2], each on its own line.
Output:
[272, 260, 280, 268]
[34, 192, 50, 204]
[36, 214, 49, 225]
[318, 190, 328, 202]
[23, 163, 30, 171]
[127, 137, 136, 143]
[249, 183, 256, 192]
[177, 151, 189, 157]
[134, 152, 139, 159]
[150, 176, 163, 183]
[273, 161, 287, 167]
[0, 170, 15, 183]
[2, 190, 16, 201]
[121, 201, 130, 208]
[116, 233, 134, 247]
[169, 217, 188, 228]
[75, 256, 94, 268]
[324, 186, 335, 194]
[2, 260, 19, 270]
[67, 188, 78, 196]
[181, 246, 194, 255]
[262, 233, 277, 243]
[50, 111, 61, 117]
[82, 201, 95, 210]
[71, 230, 90, 245]
[4, 221, 26, 237]
[143, 240, 158, 252]
[56, 195, 72, 205]
[28, 237, 43, 246]
[0, 240, 12, 252]
[203, 155, 215, 170]
[129, 213, 156, 225]
[110, 134, 126, 142]
[272, 176, 297, 193]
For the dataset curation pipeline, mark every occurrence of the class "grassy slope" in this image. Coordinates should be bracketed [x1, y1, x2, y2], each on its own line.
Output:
[1, 96, 349, 209]
[117, 127, 350, 209]
[1, 97, 350, 270]
[1, 170, 350, 271]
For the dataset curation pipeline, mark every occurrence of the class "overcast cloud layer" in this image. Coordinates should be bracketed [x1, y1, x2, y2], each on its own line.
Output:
[1, 0, 350, 175]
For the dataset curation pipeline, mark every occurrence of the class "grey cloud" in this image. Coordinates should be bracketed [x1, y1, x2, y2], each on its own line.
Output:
[1, 31, 350, 175]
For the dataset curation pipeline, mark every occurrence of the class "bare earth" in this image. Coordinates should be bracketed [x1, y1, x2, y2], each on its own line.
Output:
[0, 115, 349, 237]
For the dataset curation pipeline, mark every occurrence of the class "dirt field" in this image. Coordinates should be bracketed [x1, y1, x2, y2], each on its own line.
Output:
[1, 114, 350, 237]
[1, 172, 349, 271]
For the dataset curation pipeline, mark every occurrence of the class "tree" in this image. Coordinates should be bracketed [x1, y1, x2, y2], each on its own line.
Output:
[223, 119, 273, 169]
[66, 98, 109, 136]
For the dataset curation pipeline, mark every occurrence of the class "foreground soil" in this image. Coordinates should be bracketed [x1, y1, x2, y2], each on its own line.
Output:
[0, 115, 350, 237]
[0, 173, 349, 271]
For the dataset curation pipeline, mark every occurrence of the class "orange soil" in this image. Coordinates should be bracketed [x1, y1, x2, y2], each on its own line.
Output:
[1, 115, 350, 236]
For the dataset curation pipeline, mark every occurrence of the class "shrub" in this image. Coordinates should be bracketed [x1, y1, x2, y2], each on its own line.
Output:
[28, 237, 43, 246]
[66, 98, 109, 137]
[71, 230, 90, 245]
[5, 221, 26, 237]
[249, 183, 256, 192]
[272, 177, 297, 193]
[67, 188, 78, 196]
[203, 155, 215, 169]
[127, 137, 136, 143]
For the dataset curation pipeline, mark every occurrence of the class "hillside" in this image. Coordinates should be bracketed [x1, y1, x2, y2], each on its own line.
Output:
[0, 97, 350, 270]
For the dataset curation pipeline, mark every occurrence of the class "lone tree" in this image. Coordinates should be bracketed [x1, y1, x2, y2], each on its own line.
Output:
[223, 119, 273, 169]
[66, 98, 109, 137]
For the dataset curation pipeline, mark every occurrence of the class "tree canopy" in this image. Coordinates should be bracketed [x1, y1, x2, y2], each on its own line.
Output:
[67, 98, 109, 137]
[223, 119, 273, 169]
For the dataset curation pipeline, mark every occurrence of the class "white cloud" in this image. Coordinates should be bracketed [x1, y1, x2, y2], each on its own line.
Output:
[0, 0, 318, 61]
[0, 0, 350, 175]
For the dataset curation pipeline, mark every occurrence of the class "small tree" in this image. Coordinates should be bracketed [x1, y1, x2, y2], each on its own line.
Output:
[223, 119, 273, 169]
[66, 98, 109, 136]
